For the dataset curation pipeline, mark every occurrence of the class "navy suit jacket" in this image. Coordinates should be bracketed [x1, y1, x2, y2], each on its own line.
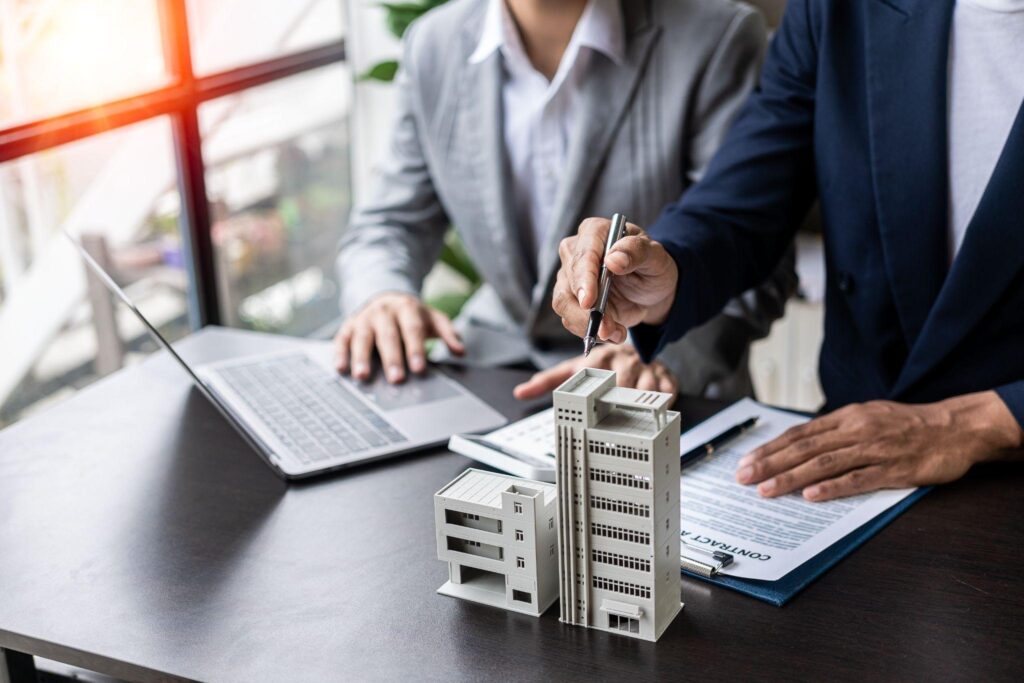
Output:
[634, 0, 1024, 427]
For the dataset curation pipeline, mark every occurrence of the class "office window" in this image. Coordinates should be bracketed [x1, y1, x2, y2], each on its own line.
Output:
[200, 65, 351, 335]
[516, 556, 525, 569]
[0, 118, 187, 428]
[187, 0, 345, 75]
[515, 529, 524, 542]
[0, 0, 348, 427]
[0, 0, 169, 128]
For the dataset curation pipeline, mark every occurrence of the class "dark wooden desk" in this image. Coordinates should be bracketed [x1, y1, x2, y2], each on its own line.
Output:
[1, 328, 1022, 682]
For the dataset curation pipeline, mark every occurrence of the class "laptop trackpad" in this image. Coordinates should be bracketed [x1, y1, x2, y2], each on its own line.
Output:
[352, 371, 460, 411]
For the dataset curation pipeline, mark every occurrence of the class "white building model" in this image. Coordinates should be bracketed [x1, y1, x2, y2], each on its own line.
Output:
[553, 368, 682, 642]
[434, 468, 559, 616]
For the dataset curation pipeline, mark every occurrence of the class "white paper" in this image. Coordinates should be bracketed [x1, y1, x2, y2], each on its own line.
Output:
[679, 398, 916, 581]
[485, 408, 556, 458]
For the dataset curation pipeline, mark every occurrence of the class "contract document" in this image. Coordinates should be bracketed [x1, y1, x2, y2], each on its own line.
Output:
[680, 398, 916, 581]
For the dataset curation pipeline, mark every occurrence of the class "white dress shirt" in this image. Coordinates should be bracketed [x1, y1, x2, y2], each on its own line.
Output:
[947, 0, 1024, 260]
[469, 0, 624, 260]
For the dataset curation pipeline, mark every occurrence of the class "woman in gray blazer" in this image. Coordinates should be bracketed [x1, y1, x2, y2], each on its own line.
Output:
[335, 0, 795, 400]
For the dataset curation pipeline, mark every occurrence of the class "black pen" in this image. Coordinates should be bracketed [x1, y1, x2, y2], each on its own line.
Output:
[680, 416, 760, 469]
[583, 213, 628, 357]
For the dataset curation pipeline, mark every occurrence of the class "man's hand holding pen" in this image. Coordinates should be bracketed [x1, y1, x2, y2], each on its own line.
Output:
[552, 217, 679, 345]
[551, 215, 1024, 502]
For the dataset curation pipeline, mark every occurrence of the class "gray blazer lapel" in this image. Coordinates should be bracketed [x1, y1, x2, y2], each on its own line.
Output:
[532, 1, 661, 305]
[450, 29, 536, 320]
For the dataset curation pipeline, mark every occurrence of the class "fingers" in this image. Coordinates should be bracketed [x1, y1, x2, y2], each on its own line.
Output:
[552, 268, 591, 337]
[604, 234, 651, 276]
[428, 308, 465, 356]
[350, 324, 375, 381]
[736, 427, 860, 489]
[653, 364, 679, 398]
[370, 311, 406, 383]
[514, 359, 579, 401]
[748, 446, 875, 498]
[334, 323, 352, 373]
[610, 350, 641, 388]
[597, 315, 628, 345]
[802, 465, 888, 502]
[566, 218, 611, 310]
[636, 366, 659, 392]
[741, 414, 841, 463]
[396, 306, 428, 374]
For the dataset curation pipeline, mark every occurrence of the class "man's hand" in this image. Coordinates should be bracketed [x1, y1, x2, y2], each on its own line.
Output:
[512, 345, 679, 401]
[735, 391, 1024, 502]
[552, 217, 679, 344]
[334, 292, 464, 383]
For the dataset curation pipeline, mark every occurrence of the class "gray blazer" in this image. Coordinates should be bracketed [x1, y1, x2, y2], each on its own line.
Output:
[337, 0, 797, 400]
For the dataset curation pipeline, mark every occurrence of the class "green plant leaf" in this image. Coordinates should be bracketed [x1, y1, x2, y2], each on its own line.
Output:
[359, 60, 399, 82]
[380, 3, 427, 38]
[438, 229, 481, 285]
[426, 292, 474, 320]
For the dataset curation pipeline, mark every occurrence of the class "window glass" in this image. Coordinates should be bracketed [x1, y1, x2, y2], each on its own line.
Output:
[199, 64, 351, 335]
[187, 0, 345, 75]
[0, 0, 169, 128]
[0, 117, 188, 427]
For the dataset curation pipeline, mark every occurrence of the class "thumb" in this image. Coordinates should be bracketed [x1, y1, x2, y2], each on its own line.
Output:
[428, 308, 465, 355]
[604, 235, 652, 276]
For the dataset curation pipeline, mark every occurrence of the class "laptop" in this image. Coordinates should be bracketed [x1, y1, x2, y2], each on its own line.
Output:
[68, 234, 508, 479]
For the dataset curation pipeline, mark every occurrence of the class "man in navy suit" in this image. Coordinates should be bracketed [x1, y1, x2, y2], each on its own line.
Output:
[551, 0, 1024, 501]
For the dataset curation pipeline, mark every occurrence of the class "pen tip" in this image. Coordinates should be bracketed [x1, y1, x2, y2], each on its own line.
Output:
[583, 337, 594, 357]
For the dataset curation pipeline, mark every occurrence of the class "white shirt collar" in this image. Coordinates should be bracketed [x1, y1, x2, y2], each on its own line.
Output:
[958, 0, 1024, 10]
[468, 0, 625, 68]
[958, 0, 1024, 11]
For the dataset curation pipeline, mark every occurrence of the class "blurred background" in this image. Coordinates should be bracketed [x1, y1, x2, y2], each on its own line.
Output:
[0, 0, 817, 431]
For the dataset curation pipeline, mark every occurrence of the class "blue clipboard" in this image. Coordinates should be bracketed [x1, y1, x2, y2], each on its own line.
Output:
[682, 487, 931, 606]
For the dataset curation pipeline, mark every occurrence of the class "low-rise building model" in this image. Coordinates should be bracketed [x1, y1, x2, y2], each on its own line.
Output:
[434, 468, 559, 616]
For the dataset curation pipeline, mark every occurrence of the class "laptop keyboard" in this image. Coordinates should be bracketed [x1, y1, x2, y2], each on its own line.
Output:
[212, 353, 407, 465]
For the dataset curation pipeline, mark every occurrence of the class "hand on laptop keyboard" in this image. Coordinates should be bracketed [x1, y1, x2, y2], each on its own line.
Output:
[333, 293, 464, 384]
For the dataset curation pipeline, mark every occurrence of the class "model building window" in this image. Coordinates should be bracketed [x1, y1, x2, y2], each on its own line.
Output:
[512, 589, 532, 603]
[516, 556, 526, 568]
[609, 615, 640, 634]
[548, 517, 554, 529]
[514, 502, 523, 514]
[515, 529, 524, 541]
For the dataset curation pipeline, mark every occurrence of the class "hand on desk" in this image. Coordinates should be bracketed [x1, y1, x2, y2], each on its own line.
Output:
[513, 344, 679, 402]
[736, 391, 1024, 502]
[551, 218, 678, 343]
[334, 292, 464, 383]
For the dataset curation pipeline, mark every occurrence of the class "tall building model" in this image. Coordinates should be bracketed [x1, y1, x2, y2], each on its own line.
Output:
[434, 468, 559, 616]
[553, 368, 682, 641]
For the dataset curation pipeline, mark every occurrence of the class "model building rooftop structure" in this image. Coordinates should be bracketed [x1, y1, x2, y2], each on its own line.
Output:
[553, 368, 683, 642]
[437, 469, 558, 508]
[434, 469, 559, 616]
